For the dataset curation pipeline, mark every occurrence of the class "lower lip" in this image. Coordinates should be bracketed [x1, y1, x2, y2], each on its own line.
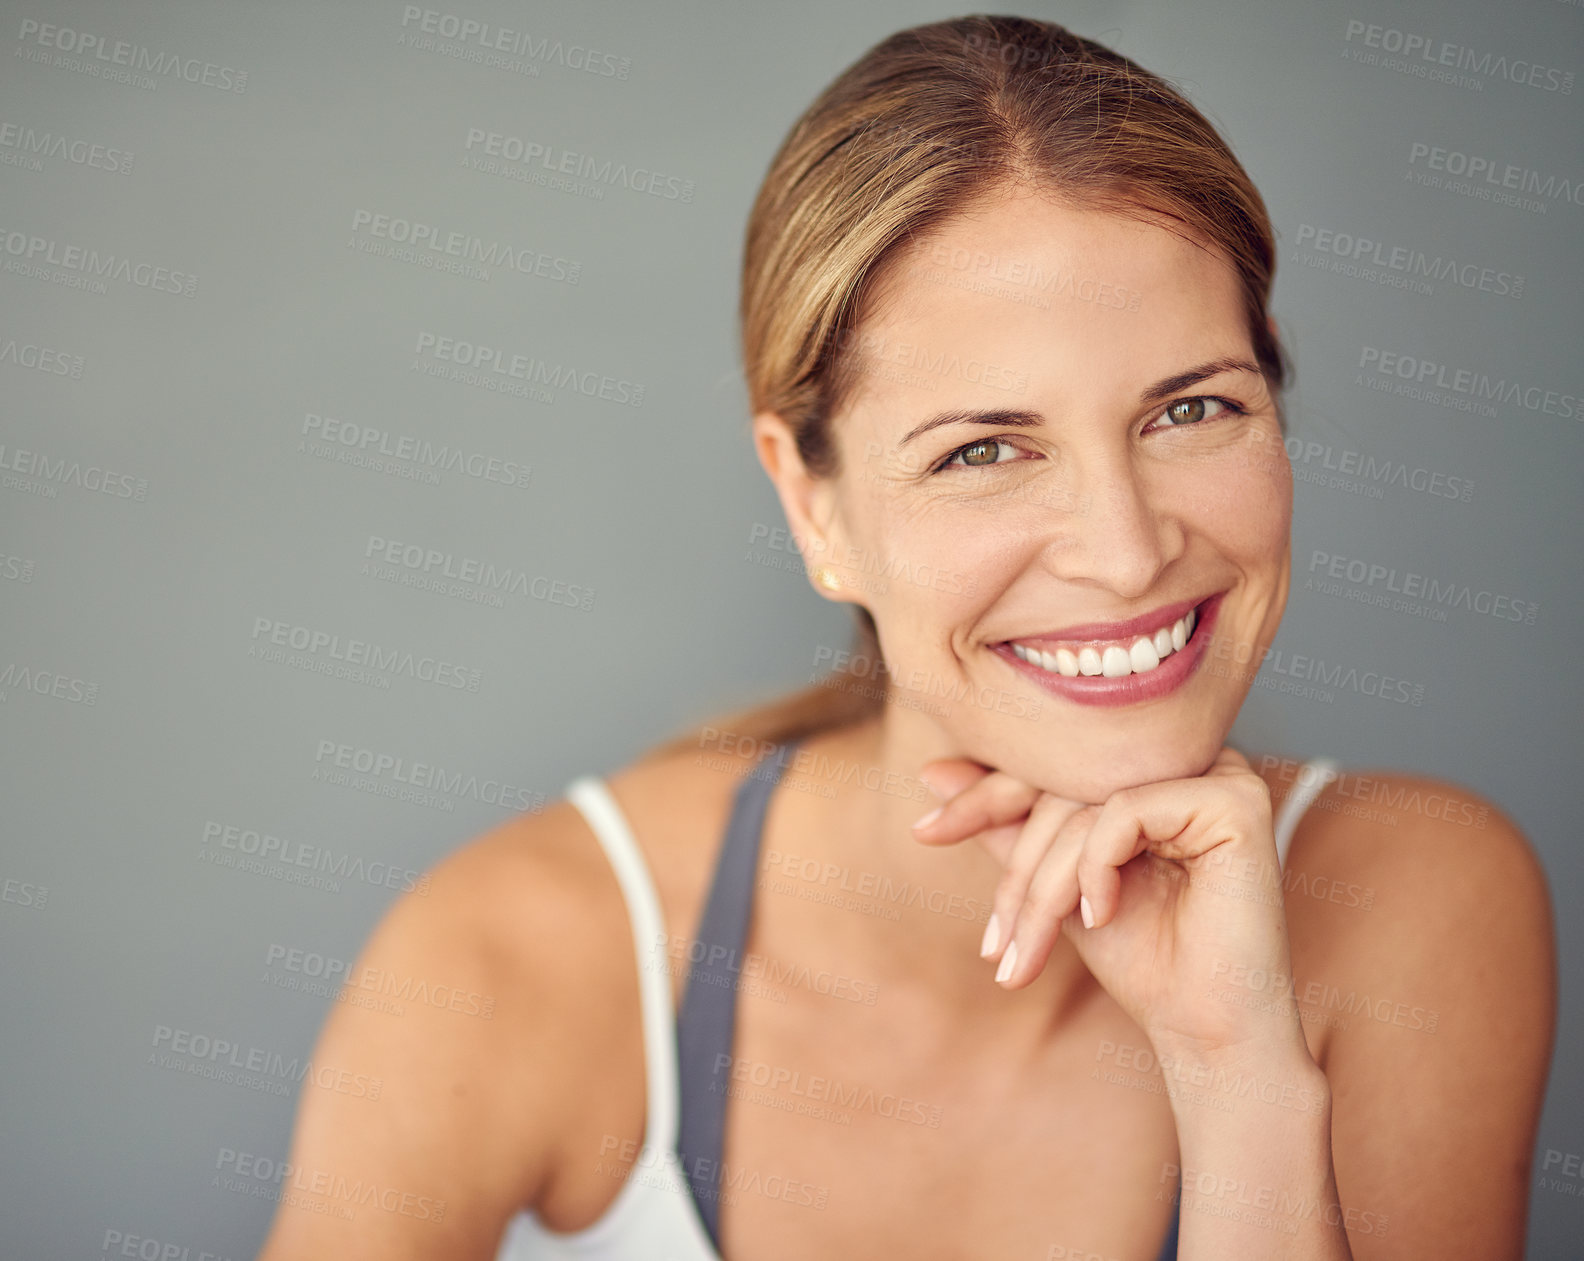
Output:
[992, 593, 1224, 708]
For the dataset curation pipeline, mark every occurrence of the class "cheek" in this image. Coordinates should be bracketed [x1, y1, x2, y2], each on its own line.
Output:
[1187, 455, 1293, 560]
[859, 495, 1035, 625]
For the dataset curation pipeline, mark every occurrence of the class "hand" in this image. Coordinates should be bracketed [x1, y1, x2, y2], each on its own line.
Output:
[911, 748, 1307, 1064]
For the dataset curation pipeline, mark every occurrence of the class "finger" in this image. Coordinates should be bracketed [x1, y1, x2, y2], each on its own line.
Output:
[1204, 745, 1253, 778]
[911, 770, 1046, 845]
[968, 819, 1029, 868]
[1076, 778, 1269, 927]
[996, 815, 1093, 988]
[916, 757, 994, 802]
[984, 796, 1090, 960]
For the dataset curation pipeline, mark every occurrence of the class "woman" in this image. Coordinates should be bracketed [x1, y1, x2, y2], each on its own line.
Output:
[259, 15, 1555, 1260]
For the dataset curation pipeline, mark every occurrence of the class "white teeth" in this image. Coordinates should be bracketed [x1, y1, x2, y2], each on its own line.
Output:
[1129, 637, 1160, 672]
[1012, 607, 1202, 681]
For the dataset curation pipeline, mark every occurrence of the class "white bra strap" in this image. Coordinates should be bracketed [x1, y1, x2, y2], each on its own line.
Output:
[1273, 758, 1341, 868]
[564, 775, 681, 1151]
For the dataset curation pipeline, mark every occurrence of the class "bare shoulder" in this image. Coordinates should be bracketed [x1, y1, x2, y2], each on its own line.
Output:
[1274, 765, 1555, 997]
[257, 792, 665, 1260]
[1266, 762, 1557, 1257]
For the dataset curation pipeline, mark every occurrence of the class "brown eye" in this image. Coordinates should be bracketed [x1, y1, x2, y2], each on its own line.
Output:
[1157, 396, 1232, 428]
[938, 437, 1024, 472]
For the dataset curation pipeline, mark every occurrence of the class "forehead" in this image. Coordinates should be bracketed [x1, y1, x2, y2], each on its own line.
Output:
[846, 188, 1250, 408]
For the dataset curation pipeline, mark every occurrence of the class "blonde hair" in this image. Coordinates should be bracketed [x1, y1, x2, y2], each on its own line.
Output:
[653, 14, 1287, 759]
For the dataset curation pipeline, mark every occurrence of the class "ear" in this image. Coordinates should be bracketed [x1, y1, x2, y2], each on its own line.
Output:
[751, 411, 857, 604]
[1266, 313, 1279, 343]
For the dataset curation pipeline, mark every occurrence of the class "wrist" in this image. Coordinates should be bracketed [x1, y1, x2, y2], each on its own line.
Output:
[1149, 1038, 1330, 1123]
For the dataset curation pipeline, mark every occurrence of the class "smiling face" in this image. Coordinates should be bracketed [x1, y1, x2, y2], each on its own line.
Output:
[759, 185, 1293, 803]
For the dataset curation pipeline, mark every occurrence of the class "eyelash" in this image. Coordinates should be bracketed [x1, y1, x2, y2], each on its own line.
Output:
[931, 395, 1248, 473]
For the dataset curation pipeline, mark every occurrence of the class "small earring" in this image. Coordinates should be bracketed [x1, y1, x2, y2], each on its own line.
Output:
[813, 566, 841, 591]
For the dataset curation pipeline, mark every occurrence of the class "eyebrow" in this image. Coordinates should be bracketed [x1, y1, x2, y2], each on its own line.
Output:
[896, 356, 1264, 446]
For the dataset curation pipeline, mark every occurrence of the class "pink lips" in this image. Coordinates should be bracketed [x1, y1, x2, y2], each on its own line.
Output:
[1009, 595, 1205, 647]
[994, 592, 1224, 707]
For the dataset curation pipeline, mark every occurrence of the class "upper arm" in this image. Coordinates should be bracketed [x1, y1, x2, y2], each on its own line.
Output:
[256, 803, 599, 1261]
[1287, 774, 1557, 1260]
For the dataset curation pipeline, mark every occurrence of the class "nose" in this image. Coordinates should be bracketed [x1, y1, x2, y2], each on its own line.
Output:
[1035, 452, 1182, 599]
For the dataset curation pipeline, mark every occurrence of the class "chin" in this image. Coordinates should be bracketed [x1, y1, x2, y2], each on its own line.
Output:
[966, 731, 1225, 806]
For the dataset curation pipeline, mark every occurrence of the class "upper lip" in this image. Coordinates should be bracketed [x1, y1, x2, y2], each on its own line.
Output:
[1005, 594, 1216, 644]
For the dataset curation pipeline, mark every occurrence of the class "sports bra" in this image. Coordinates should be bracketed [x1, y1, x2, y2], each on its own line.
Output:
[494, 747, 1342, 1260]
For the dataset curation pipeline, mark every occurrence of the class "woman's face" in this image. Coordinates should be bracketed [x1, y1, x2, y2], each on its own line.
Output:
[798, 187, 1292, 803]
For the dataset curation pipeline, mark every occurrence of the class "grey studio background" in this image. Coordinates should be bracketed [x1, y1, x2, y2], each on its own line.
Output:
[2, 0, 1581, 1256]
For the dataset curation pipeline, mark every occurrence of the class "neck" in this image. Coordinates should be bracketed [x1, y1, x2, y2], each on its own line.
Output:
[782, 707, 1096, 1024]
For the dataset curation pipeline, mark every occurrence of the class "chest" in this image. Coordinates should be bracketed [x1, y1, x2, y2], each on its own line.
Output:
[710, 988, 1182, 1261]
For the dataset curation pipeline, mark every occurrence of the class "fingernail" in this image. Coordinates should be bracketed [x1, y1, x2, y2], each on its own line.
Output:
[995, 939, 1018, 984]
[1080, 895, 1094, 929]
[979, 912, 1000, 958]
[911, 806, 942, 831]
